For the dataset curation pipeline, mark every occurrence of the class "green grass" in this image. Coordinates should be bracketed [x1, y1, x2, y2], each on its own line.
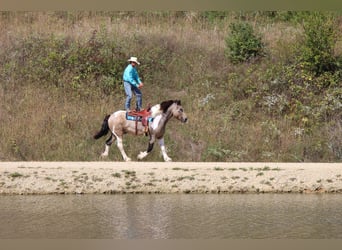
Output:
[122, 170, 136, 177]
[112, 173, 122, 178]
[8, 172, 24, 178]
[177, 176, 195, 181]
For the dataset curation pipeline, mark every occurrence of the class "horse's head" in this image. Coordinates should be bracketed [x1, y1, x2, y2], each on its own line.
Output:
[163, 100, 188, 123]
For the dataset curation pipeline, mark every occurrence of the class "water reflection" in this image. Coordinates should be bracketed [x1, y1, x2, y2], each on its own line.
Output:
[0, 194, 342, 239]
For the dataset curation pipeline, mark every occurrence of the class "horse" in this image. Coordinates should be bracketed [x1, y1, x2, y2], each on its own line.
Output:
[93, 100, 188, 161]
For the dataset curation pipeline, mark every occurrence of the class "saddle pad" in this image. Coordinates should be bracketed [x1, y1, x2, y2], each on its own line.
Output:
[126, 112, 154, 122]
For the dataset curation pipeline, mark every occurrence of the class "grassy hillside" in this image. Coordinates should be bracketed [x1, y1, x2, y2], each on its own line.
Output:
[0, 11, 341, 162]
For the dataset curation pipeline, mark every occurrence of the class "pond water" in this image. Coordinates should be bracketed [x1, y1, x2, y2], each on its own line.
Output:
[1, 194, 342, 239]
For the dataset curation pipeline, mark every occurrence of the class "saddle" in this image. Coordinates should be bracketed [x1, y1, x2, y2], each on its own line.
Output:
[126, 104, 152, 135]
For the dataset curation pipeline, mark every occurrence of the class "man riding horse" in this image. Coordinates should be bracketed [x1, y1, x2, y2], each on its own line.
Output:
[94, 100, 188, 162]
[123, 56, 144, 112]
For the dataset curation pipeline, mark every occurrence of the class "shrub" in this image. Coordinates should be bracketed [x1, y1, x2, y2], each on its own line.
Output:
[298, 12, 338, 75]
[225, 21, 265, 63]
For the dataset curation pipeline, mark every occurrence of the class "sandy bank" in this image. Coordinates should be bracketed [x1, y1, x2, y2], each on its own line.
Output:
[0, 162, 342, 194]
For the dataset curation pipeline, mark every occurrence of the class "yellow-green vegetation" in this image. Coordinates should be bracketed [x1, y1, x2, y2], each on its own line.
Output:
[8, 172, 24, 178]
[0, 11, 341, 162]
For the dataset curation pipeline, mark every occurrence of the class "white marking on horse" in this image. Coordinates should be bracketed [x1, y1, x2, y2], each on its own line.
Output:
[151, 114, 162, 130]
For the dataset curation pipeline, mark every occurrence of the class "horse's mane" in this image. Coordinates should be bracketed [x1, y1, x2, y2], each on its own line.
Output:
[160, 100, 181, 113]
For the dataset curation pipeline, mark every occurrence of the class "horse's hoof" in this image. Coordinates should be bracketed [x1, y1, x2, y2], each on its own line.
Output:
[100, 153, 108, 158]
[164, 157, 172, 162]
[138, 151, 148, 160]
[125, 157, 132, 162]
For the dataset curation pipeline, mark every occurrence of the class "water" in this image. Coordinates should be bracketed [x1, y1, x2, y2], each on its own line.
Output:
[1, 194, 342, 239]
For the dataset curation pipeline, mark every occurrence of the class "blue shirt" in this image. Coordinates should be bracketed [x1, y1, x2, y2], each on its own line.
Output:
[123, 64, 142, 88]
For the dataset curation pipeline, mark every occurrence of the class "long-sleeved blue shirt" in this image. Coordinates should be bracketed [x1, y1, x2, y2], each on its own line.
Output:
[123, 64, 142, 88]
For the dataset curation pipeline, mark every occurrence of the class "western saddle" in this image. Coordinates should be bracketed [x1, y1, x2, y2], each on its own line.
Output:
[127, 104, 152, 135]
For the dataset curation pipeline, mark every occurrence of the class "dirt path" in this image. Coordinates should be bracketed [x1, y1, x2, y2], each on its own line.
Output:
[1, 162, 342, 194]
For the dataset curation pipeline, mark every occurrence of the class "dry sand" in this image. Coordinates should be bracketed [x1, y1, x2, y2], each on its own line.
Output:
[0, 162, 342, 194]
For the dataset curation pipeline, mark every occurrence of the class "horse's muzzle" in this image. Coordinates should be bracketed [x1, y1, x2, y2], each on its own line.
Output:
[182, 117, 188, 123]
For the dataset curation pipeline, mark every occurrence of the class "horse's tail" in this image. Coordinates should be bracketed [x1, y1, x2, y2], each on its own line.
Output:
[93, 114, 110, 139]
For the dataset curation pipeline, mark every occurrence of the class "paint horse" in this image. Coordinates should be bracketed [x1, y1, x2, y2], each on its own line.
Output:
[94, 100, 188, 161]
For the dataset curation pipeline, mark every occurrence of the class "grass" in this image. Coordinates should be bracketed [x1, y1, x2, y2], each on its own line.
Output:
[177, 176, 195, 181]
[91, 176, 104, 182]
[172, 168, 189, 171]
[0, 11, 341, 162]
[45, 177, 57, 181]
[122, 170, 136, 178]
[112, 173, 121, 178]
[8, 172, 24, 178]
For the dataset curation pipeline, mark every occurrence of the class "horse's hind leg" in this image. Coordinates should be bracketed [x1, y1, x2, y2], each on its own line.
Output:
[101, 134, 115, 157]
[115, 136, 131, 162]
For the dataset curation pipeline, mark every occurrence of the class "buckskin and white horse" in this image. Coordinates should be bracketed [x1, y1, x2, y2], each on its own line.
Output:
[93, 100, 188, 161]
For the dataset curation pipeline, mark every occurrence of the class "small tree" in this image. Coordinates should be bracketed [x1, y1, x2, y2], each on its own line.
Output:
[225, 21, 265, 63]
[298, 12, 338, 75]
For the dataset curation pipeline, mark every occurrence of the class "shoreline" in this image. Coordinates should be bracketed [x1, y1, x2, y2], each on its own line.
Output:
[1, 162, 342, 195]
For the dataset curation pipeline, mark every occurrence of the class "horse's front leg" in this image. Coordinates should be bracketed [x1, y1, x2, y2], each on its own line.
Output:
[138, 138, 171, 162]
[158, 138, 172, 162]
[137, 136, 155, 160]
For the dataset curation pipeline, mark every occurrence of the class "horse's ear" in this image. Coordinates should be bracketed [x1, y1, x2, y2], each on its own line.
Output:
[175, 100, 181, 105]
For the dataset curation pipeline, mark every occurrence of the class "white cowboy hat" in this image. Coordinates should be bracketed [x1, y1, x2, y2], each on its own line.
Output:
[128, 56, 140, 65]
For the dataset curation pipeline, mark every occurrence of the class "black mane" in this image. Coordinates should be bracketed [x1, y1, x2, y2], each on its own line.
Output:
[160, 100, 181, 113]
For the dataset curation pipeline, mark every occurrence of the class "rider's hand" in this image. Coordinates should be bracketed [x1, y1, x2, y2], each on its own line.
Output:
[138, 82, 144, 89]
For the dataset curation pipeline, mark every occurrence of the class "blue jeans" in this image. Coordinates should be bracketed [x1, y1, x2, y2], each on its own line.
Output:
[124, 81, 142, 111]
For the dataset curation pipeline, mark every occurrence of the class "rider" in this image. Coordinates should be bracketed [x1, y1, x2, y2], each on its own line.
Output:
[123, 56, 144, 112]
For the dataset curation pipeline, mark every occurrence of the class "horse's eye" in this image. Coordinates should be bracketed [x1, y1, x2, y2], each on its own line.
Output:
[179, 108, 183, 113]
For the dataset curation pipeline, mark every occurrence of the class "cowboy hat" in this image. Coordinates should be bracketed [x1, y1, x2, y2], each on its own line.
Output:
[128, 56, 140, 65]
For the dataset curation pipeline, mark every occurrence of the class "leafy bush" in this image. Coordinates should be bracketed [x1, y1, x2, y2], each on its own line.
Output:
[225, 21, 265, 63]
[297, 12, 338, 75]
[4, 29, 126, 95]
